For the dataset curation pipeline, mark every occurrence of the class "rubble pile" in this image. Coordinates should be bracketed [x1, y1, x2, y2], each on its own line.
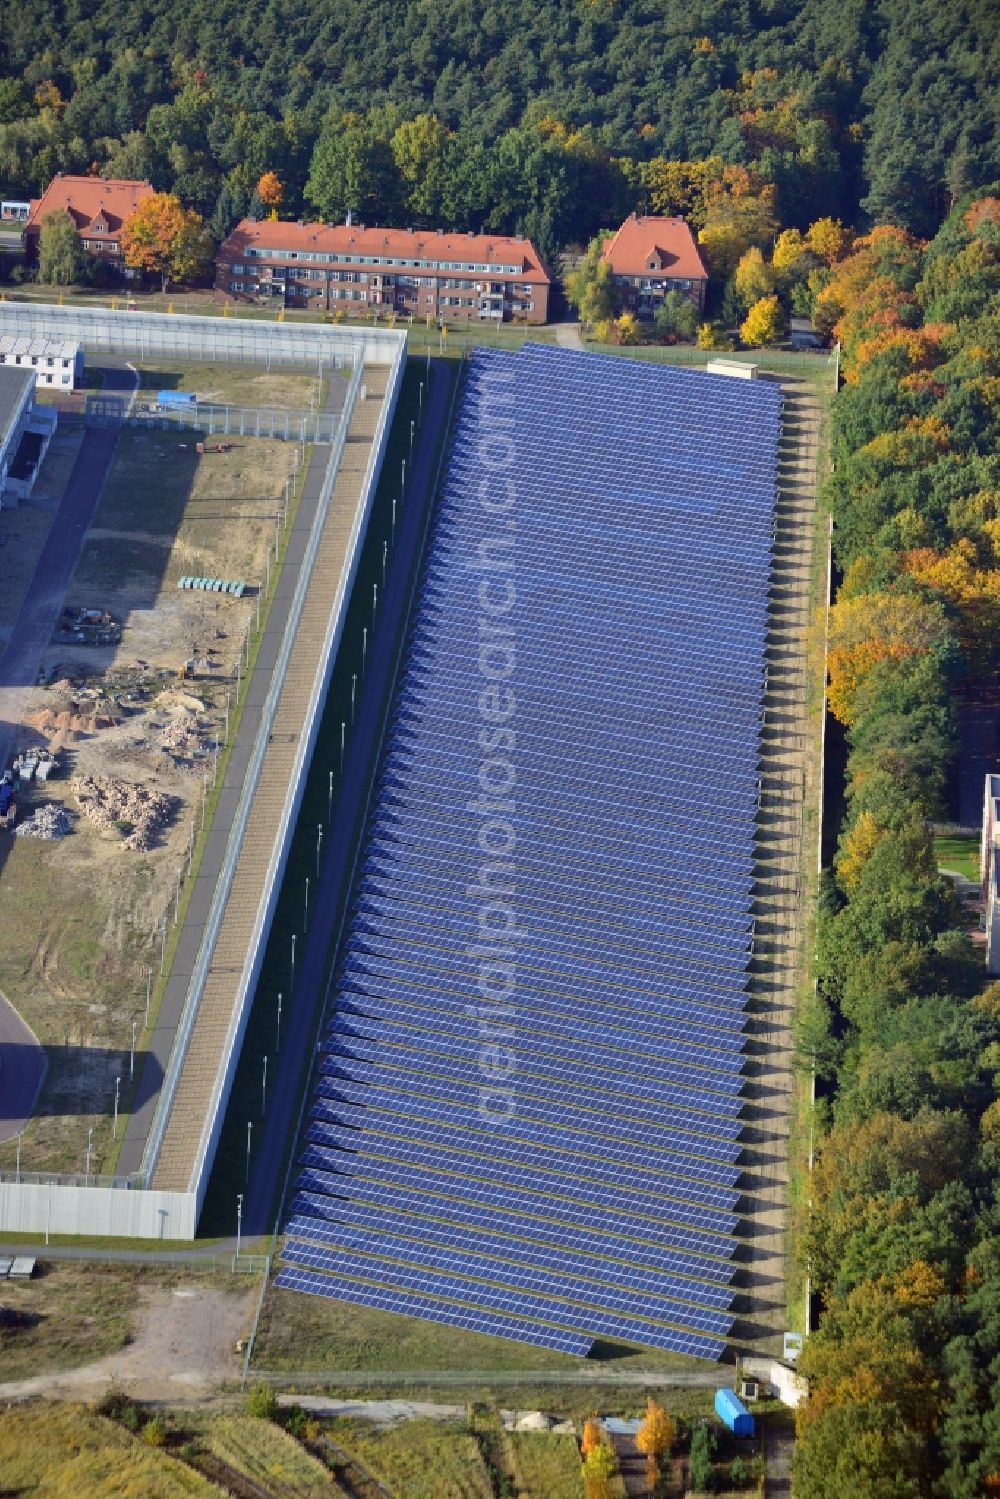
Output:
[158, 717, 209, 762]
[15, 804, 73, 840]
[70, 774, 176, 851]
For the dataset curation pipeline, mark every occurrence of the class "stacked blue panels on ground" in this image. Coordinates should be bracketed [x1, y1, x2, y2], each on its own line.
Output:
[277, 344, 783, 1361]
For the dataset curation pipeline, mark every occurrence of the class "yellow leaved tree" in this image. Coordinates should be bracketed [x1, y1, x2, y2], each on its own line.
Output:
[740, 294, 785, 347]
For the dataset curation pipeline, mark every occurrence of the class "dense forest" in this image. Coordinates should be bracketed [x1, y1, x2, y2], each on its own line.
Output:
[1, 0, 999, 262]
[794, 195, 1000, 1497]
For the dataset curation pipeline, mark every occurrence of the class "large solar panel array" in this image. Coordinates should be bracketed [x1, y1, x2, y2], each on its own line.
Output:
[277, 344, 783, 1359]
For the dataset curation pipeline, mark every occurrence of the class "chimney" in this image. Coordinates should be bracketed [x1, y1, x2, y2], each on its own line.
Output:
[346, 209, 353, 227]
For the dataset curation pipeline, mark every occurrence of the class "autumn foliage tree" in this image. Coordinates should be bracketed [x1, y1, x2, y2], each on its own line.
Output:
[120, 192, 213, 291]
[580, 1417, 603, 1457]
[256, 171, 283, 218]
[740, 293, 785, 347]
[581, 1440, 618, 1499]
[636, 1397, 675, 1485]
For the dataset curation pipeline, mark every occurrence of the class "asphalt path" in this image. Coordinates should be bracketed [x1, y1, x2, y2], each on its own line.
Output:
[0, 993, 47, 1144]
[241, 358, 454, 1237]
[0, 360, 137, 770]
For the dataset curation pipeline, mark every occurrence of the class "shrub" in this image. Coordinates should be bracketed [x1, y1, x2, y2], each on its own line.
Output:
[284, 1402, 307, 1437]
[142, 1414, 167, 1447]
[245, 1382, 278, 1420]
[688, 1421, 717, 1490]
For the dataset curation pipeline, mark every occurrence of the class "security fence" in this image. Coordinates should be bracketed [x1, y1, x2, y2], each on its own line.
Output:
[0, 302, 404, 371]
[85, 392, 342, 443]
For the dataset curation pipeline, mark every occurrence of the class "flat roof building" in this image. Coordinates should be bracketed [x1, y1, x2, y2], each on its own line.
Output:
[602, 214, 709, 315]
[23, 175, 155, 276]
[0, 336, 83, 390]
[0, 365, 56, 506]
[216, 219, 552, 323]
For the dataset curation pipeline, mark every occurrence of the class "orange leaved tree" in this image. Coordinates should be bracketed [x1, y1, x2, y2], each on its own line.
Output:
[581, 1417, 604, 1456]
[120, 193, 213, 292]
[257, 171, 284, 218]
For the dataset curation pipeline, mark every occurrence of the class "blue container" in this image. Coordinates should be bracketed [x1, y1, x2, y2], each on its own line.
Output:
[715, 1387, 755, 1437]
[156, 390, 197, 406]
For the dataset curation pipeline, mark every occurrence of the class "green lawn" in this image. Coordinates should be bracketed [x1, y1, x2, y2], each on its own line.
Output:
[934, 834, 980, 881]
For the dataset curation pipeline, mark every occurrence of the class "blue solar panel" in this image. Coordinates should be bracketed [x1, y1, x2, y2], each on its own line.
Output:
[286, 1199, 736, 1290]
[280, 344, 782, 1359]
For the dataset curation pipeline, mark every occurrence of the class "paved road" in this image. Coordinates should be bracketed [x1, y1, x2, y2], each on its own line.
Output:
[241, 357, 455, 1237]
[0, 991, 47, 1144]
[0, 361, 137, 770]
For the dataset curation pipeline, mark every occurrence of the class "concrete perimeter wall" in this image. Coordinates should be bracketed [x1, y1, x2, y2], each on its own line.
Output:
[184, 345, 406, 1219]
[0, 1180, 195, 1239]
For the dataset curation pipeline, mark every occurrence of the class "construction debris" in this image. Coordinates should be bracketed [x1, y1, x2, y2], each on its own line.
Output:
[70, 774, 177, 851]
[158, 717, 210, 763]
[15, 804, 72, 840]
[24, 706, 119, 739]
[54, 605, 122, 647]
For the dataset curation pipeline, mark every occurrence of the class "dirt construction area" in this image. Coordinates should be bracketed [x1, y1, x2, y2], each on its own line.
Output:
[0, 426, 303, 1178]
[0, 1260, 255, 1398]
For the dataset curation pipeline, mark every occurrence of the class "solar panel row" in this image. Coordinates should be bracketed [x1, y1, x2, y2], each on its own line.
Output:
[280, 343, 782, 1357]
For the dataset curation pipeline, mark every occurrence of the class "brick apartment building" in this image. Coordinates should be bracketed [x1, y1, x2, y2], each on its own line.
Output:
[602, 214, 709, 315]
[215, 219, 552, 323]
[23, 174, 155, 276]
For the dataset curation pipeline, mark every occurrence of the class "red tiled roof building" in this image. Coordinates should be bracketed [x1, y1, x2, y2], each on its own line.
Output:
[602, 215, 709, 315]
[23, 175, 156, 274]
[215, 219, 552, 323]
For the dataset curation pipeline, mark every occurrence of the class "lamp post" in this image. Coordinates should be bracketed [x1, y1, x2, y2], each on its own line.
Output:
[129, 1019, 138, 1082]
[236, 1193, 243, 1261]
[340, 721, 345, 773]
[362, 627, 367, 678]
[392, 495, 396, 543]
[160, 916, 167, 974]
[304, 876, 309, 932]
[245, 1120, 252, 1183]
[372, 583, 377, 631]
[145, 968, 152, 1028]
[113, 1075, 121, 1140]
[351, 674, 356, 726]
[261, 1054, 268, 1117]
[85, 1126, 93, 1183]
[328, 771, 333, 825]
[382, 539, 387, 587]
[316, 822, 323, 879]
[290, 933, 296, 992]
[276, 992, 282, 1053]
